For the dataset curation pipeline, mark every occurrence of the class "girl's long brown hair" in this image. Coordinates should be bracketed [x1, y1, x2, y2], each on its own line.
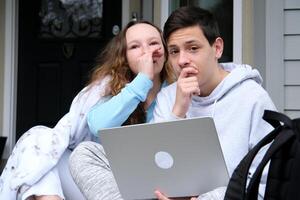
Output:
[88, 21, 175, 125]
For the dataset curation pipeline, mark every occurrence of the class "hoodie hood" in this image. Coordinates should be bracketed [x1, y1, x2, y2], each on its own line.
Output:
[191, 63, 263, 105]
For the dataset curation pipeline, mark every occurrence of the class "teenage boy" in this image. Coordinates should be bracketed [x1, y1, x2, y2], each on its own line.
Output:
[153, 6, 276, 200]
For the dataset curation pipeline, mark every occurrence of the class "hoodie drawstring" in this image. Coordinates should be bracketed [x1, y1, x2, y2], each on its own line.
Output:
[212, 99, 217, 118]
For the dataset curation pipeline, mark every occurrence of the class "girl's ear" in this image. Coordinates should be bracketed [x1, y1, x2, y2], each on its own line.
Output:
[213, 37, 224, 59]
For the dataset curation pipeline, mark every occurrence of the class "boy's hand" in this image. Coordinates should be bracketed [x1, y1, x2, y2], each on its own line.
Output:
[172, 67, 200, 118]
[155, 190, 198, 200]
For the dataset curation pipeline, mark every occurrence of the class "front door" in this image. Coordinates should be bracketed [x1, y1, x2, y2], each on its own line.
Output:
[17, 0, 121, 139]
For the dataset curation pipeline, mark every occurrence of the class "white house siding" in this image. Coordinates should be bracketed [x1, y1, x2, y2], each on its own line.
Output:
[284, 0, 300, 118]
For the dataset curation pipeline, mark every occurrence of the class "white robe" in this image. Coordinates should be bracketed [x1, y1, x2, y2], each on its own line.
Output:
[0, 77, 110, 200]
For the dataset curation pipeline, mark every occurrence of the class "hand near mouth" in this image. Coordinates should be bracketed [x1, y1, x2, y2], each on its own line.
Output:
[172, 67, 200, 118]
[137, 47, 162, 80]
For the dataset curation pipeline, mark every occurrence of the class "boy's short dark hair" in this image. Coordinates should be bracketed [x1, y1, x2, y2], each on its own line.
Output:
[163, 6, 221, 45]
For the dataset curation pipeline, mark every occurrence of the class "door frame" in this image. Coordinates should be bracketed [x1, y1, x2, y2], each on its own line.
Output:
[2, 0, 18, 159]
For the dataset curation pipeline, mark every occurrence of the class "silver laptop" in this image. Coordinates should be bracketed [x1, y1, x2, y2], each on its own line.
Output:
[100, 117, 229, 199]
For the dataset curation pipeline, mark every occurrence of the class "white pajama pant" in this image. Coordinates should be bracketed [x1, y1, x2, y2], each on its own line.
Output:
[21, 149, 85, 200]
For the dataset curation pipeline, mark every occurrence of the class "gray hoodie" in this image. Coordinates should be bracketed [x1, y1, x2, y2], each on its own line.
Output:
[153, 63, 276, 199]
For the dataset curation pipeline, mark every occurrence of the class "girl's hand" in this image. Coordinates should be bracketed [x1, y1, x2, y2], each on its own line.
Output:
[137, 47, 163, 80]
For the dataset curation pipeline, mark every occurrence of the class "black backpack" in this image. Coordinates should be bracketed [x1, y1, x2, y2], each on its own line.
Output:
[224, 110, 300, 200]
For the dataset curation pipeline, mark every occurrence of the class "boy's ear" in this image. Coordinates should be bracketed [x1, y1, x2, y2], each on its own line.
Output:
[213, 37, 224, 59]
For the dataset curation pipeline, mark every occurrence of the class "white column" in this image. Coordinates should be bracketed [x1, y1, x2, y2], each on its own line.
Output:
[265, 0, 284, 112]
[233, 0, 243, 64]
[2, 0, 18, 158]
[160, 0, 169, 30]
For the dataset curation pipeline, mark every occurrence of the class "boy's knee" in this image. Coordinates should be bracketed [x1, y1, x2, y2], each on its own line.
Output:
[72, 141, 96, 155]
[69, 141, 108, 181]
[69, 141, 95, 174]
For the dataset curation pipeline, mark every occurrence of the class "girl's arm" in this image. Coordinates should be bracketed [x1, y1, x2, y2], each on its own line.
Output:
[87, 73, 153, 136]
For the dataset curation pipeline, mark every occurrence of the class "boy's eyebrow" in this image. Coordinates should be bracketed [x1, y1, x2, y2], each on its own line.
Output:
[168, 40, 199, 48]
[185, 40, 198, 44]
[167, 44, 177, 49]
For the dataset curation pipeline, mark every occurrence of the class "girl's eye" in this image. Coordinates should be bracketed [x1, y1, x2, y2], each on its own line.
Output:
[150, 41, 159, 46]
[129, 45, 138, 49]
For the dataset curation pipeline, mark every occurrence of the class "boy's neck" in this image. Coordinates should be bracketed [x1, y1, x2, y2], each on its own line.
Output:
[199, 65, 228, 97]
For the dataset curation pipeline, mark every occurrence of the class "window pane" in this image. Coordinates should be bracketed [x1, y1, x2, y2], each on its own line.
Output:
[39, 0, 103, 39]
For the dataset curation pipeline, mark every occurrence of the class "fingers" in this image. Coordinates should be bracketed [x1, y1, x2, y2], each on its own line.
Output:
[137, 45, 164, 78]
[143, 46, 162, 56]
[143, 45, 163, 60]
[155, 190, 171, 200]
[179, 67, 198, 79]
[141, 47, 160, 64]
[137, 50, 155, 80]
[154, 190, 197, 200]
[172, 66, 200, 118]
[178, 83, 200, 96]
[178, 67, 200, 95]
[152, 47, 163, 58]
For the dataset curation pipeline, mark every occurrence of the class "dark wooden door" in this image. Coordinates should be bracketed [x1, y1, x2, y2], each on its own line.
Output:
[17, 0, 121, 140]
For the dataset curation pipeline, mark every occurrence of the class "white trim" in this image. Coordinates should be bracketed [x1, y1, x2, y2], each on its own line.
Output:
[233, 0, 243, 63]
[122, 0, 130, 27]
[253, 0, 266, 84]
[2, 0, 18, 159]
[142, 0, 153, 22]
[265, 0, 284, 112]
[160, 0, 169, 30]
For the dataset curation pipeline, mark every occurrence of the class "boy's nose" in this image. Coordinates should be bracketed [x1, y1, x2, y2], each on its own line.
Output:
[178, 51, 190, 68]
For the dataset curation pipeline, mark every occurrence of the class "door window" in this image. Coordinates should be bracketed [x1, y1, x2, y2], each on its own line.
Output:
[39, 0, 103, 38]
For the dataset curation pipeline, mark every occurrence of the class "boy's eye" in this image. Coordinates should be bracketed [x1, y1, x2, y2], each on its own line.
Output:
[169, 49, 178, 55]
[189, 46, 199, 51]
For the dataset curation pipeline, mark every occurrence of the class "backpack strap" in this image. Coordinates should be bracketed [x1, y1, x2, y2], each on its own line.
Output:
[245, 128, 295, 200]
[263, 110, 293, 128]
[224, 126, 281, 200]
[224, 110, 292, 200]
[245, 111, 294, 199]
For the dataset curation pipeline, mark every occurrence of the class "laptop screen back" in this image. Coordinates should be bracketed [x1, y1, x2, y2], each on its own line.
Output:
[100, 117, 229, 199]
